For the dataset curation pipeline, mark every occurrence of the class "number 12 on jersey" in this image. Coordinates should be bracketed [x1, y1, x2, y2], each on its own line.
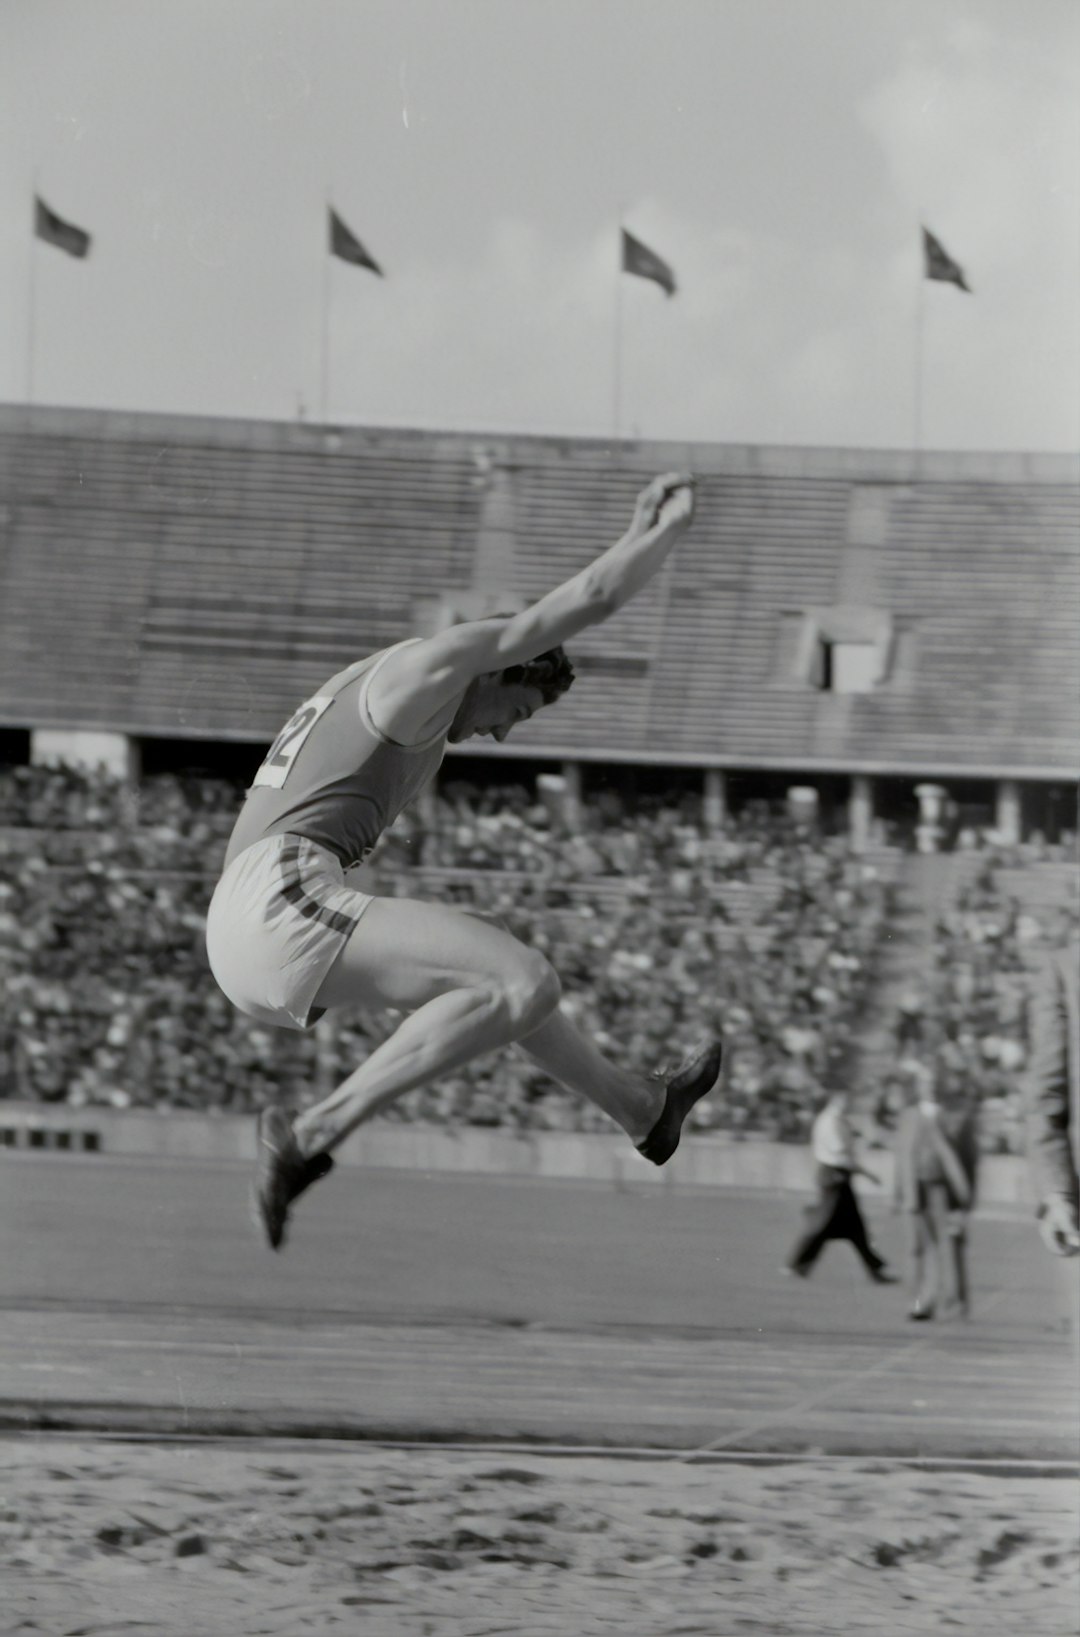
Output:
[252, 695, 334, 789]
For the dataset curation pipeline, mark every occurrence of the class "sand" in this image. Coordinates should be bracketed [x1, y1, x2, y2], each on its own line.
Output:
[3, 1438, 1077, 1636]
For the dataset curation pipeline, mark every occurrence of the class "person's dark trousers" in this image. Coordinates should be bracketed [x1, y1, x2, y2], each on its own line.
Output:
[788, 1165, 886, 1278]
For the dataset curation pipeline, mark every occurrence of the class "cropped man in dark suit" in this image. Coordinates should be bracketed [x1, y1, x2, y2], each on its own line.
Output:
[1024, 941, 1080, 1259]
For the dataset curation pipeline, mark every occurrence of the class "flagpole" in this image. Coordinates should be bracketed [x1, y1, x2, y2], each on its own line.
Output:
[913, 237, 926, 469]
[612, 209, 625, 444]
[26, 177, 39, 404]
[320, 192, 331, 424]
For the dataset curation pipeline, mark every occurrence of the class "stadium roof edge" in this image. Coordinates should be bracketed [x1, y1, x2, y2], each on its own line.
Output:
[455, 746, 1080, 780]
[0, 401, 1076, 486]
[4, 718, 1073, 782]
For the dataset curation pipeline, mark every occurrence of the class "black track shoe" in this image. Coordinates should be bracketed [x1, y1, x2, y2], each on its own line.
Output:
[636, 1039, 724, 1166]
[251, 1106, 334, 1251]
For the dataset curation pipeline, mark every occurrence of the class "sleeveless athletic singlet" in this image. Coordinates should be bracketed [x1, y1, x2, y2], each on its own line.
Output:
[223, 640, 447, 872]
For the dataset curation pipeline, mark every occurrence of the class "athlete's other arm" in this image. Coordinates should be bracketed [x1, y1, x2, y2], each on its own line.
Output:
[369, 472, 696, 740]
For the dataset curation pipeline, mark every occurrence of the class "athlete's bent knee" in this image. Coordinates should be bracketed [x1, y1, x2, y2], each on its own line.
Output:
[501, 953, 561, 1035]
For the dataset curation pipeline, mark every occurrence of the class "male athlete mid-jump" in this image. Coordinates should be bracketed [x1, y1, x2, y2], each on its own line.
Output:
[206, 472, 722, 1248]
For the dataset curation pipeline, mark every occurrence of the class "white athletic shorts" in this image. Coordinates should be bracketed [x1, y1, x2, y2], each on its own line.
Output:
[205, 833, 373, 1031]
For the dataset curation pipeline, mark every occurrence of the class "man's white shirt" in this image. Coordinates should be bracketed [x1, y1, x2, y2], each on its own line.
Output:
[812, 1104, 855, 1169]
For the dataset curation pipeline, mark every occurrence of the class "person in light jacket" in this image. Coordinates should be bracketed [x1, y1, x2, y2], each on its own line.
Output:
[893, 1065, 977, 1321]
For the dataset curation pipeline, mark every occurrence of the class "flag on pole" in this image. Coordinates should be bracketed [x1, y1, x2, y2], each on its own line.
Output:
[329, 208, 383, 275]
[621, 228, 676, 296]
[34, 195, 91, 259]
[922, 227, 970, 293]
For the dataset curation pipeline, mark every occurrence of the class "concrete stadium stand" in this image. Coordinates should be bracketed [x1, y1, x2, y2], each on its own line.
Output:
[0, 1101, 1034, 1208]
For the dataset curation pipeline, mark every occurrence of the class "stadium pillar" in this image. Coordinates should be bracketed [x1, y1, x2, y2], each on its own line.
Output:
[849, 774, 874, 853]
[559, 762, 582, 828]
[704, 769, 727, 831]
[30, 729, 140, 782]
[787, 785, 819, 826]
[995, 779, 1021, 846]
[914, 783, 947, 852]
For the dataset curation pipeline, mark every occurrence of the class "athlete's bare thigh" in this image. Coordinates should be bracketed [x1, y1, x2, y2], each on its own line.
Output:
[312, 896, 550, 1014]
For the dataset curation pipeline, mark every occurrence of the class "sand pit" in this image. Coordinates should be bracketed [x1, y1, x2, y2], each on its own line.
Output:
[4, 1438, 1077, 1635]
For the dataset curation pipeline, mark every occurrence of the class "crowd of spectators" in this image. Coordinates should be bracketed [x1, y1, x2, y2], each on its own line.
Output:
[2, 762, 1072, 1149]
[873, 854, 1080, 1152]
[323, 789, 891, 1139]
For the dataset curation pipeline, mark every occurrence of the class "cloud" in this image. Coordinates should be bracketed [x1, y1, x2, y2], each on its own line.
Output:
[16, 5, 1074, 453]
[329, 216, 610, 432]
[330, 74, 1078, 457]
[853, 16, 1080, 449]
[330, 203, 839, 444]
[861, 18, 1079, 263]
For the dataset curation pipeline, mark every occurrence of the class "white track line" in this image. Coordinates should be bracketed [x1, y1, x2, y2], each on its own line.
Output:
[680, 1288, 1010, 1460]
[3, 1426, 1076, 1477]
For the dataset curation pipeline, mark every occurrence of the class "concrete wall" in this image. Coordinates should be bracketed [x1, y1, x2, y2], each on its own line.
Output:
[0, 1102, 1035, 1208]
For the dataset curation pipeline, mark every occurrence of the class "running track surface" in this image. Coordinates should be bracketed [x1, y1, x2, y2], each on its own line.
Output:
[1, 1154, 1076, 1461]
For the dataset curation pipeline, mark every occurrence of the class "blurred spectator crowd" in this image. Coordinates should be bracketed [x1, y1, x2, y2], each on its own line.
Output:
[1, 763, 1074, 1149]
[873, 856, 1079, 1154]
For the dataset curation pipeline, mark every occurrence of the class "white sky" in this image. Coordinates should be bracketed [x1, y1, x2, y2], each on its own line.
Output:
[2, 0, 1078, 451]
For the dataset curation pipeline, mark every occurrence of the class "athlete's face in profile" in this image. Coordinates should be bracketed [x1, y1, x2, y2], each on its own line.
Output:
[448, 678, 546, 743]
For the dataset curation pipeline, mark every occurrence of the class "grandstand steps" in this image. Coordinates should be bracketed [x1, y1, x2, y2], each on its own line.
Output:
[962, 858, 1080, 916]
[845, 851, 1079, 1110]
[843, 852, 960, 1103]
[4, 408, 1077, 768]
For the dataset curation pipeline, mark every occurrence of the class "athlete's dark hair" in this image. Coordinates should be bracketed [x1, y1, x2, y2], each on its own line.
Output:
[477, 612, 575, 705]
[500, 645, 575, 705]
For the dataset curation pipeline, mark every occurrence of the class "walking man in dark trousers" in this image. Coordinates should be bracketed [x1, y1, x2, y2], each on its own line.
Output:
[787, 1089, 898, 1283]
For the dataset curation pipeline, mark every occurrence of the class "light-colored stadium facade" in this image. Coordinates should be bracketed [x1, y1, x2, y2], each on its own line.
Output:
[1, 404, 1077, 848]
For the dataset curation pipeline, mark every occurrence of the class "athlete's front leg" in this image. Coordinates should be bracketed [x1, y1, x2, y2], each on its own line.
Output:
[514, 1006, 663, 1142]
[291, 898, 561, 1157]
[518, 1008, 723, 1165]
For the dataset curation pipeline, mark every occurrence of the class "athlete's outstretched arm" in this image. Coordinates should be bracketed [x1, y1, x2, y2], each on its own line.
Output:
[370, 472, 695, 732]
